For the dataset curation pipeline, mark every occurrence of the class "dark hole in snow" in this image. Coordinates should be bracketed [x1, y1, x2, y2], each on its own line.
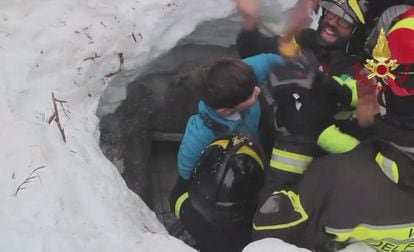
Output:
[98, 15, 241, 245]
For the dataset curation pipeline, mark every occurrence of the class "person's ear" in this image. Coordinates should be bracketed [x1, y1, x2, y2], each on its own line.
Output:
[216, 108, 235, 116]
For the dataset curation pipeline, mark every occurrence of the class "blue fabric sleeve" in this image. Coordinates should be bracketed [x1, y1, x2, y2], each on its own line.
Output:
[177, 115, 216, 180]
[243, 53, 283, 86]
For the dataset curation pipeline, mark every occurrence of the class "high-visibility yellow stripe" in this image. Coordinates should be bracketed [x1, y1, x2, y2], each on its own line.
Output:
[209, 140, 229, 149]
[253, 190, 308, 230]
[174, 192, 189, 218]
[270, 148, 313, 174]
[333, 75, 358, 107]
[272, 148, 313, 162]
[270, 160, 306, 174]
[375, 152, 399, 184]
[391, 162, 400, 183]
[317, 125, 359, 154]
[388, 18, 414, 34]
[326, 223, 414, 242]
[236, 146, 264, 170]
[348, 0, 365, 24]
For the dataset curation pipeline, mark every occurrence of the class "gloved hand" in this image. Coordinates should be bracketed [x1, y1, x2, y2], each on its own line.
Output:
[272, 84, 336, 138]
[269, 71, 360, 153]
[268, 51, 349, 139]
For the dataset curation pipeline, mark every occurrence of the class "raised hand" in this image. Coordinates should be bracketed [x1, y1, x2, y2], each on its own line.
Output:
[234, 0, 261, 30]
[356, 68, 380, 128]
[282, 0, 314, 41]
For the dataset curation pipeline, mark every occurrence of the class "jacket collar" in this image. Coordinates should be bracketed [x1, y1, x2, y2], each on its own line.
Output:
[198, 101, 241, 130]
[374, 116, 414, 148]
[374, 117, 414, 189]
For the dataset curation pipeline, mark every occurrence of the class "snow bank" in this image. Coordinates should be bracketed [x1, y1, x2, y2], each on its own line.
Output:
[243, 238, 310, 252]
[0, 0, 235, 251]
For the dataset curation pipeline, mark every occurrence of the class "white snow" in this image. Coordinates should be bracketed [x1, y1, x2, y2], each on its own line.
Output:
[0, 0, 235, 251]
[243, 238, 310, 252]
[0, 0, 376, 251]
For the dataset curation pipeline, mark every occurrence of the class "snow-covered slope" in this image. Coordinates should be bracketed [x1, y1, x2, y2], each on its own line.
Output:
[0, 1, 235, 251]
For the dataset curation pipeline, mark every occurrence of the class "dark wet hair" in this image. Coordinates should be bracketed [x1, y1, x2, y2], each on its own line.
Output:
[199, 59, 255, 109]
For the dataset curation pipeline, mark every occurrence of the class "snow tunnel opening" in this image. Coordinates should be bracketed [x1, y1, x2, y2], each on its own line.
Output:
[97, 14, 241, 244]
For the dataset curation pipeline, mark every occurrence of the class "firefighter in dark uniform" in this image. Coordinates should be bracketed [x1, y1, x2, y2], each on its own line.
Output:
[170, 133, 265, 252]
[235, 0, 370, 76]
[252, 8, 414, 251]
[236, 0, 378, 155]
[262, 53, 365, 190]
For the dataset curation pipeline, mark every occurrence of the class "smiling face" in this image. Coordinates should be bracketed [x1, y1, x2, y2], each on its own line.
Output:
[319, 10, 354, 45]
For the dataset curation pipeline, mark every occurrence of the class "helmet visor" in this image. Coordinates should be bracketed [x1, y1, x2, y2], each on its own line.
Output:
[321, 1, 355, 24]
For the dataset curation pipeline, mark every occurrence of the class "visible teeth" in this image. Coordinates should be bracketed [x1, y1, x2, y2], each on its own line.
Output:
[325, 27, 335, 35]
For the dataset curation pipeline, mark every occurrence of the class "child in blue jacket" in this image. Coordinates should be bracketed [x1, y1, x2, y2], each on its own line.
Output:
[177, 53, 283, 180]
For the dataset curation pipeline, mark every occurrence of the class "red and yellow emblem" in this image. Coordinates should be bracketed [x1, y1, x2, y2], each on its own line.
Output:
[364, 29, 399, 80]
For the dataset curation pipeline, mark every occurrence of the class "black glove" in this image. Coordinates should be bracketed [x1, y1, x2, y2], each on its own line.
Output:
[272, 85, 336, 137]
[268, 54, 350, 138]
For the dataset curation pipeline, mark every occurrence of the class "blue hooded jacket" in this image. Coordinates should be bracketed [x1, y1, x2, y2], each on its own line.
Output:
[177, 53, 283, 179]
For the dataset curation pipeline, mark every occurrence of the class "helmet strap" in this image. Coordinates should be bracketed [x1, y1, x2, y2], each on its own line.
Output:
[345, 26, 359, 55]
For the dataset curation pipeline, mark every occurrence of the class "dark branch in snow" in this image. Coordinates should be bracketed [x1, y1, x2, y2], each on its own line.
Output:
[47, 113, 55, 124]
[83, 53, 101, 62]
[104, 53, 124, 78]
[13, 166, 46, 197]
[132, 33, 137, 42]
[54, 98, 67, 103]
[48, 92, 67, 142]
[58, 101, 71, 120]
[37, 171, 43, 186]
